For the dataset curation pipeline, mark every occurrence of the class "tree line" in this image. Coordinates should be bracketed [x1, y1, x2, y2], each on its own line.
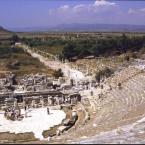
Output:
[16, 33, 145, 60]
[62, 34, 145, 60]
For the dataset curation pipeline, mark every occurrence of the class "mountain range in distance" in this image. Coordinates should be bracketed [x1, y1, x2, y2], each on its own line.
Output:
[6, 23, 145, 32]
[0, 26, 11, 33]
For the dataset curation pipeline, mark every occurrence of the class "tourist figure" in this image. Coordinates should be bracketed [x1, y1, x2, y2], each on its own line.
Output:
[47, 107, 50, 115]
[24, 105, 27, 118]
[90, 90, 93, 96]
[24, 105, 27, 111]
[86, 85, 89, 90]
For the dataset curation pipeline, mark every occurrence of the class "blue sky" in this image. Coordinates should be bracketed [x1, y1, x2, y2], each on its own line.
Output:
[0, 0, 145, 30]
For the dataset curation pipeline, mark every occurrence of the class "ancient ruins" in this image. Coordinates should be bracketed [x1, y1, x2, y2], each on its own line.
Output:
[0, 70, 84, 141]
[1, 43, 145, 144]
[0, 72, 82, 109]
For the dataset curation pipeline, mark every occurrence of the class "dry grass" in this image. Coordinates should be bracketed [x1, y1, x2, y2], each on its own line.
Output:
[0, 45, 54, 77]
[0, 132, 37, 143]
[36, 45, 63, 55]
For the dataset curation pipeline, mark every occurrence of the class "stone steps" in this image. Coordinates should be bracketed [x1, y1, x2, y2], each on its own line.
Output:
[92, 73, 145, 126]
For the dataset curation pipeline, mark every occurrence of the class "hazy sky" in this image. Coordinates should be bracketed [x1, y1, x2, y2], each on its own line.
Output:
[0, 0, 145, 29]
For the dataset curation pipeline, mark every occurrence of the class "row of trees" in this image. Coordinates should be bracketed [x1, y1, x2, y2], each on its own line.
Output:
[21, 37, 66, 47]
[18, 33, 145, 60]
[62, 34, 145, 59]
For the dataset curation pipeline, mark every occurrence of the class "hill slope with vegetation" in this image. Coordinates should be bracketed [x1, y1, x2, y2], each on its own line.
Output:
[0, 45, 54, 77]
[0, 27, 54, 77]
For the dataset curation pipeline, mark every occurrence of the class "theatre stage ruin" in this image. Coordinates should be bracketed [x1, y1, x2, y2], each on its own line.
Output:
[0, 72, 83, 141]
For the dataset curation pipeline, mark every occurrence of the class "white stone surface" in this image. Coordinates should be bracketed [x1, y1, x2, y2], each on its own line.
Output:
[63, 65, 85, 80]
[25, 48, 85, 81]
[0, 108, 66, 140]
[72, 114, 145, 144]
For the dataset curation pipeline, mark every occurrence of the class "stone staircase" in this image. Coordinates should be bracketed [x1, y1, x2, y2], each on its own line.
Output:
[49, 70, 145, 144]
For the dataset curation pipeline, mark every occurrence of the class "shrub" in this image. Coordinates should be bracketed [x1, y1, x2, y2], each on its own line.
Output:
[95, 67, 114, 82]
[124, 55, 130, 61]
[11, 34, 19, 44]
[53, 68, 64, 78]
[118, 83, 122, 89]
[6, 63, 19, 70]
[131, 53, 138, 59]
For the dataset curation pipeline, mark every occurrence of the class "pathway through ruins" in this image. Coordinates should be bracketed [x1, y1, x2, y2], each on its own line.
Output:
[18, 43, 85, 81]
[18, 43, 105, 114]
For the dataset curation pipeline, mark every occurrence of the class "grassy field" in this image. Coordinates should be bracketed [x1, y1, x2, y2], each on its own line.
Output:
[35, 45, 64, 55]
[0, 45, 54, 77]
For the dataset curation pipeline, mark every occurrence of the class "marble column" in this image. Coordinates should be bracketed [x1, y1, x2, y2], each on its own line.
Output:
[23, 98, 26, 108]
[40, 98, 44, 107]
[31, 100, 35, 108]
[48, 97, 53, 106]
[47, 97, 50, 106]
[14, 98, 18, 109]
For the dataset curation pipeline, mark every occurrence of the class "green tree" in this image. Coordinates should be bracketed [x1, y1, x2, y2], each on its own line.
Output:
[11, 34, 19, 44]
[95, 67, 114, 82]
[53, 68, 64, 78]
[62, 42, 77, 59]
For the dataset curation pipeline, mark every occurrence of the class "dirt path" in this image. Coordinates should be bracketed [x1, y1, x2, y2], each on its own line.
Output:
[18, 43, 85, 81]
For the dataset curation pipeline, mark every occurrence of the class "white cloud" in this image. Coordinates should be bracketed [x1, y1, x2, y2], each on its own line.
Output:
[47, 0, 145, 25]
[59, 5, 70, 11]
[128, 8, 145, 14]
[48, 5, 70, 16]
[94, 0, 116, 6]
[73, 4, 86, 13]
[92, 1, 118, 14]
[49, 0, 117, 15]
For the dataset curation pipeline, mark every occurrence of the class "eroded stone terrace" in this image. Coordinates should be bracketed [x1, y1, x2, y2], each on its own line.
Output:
[48, 60, 145, 144]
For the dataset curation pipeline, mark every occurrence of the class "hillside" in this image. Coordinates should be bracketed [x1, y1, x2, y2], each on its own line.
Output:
[0, 28, 54, 77]
[0, 26, 11, 33]
[0, 26, 13, 40]
[0, 26, 7, 32]
[0, 45, 54, 77]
